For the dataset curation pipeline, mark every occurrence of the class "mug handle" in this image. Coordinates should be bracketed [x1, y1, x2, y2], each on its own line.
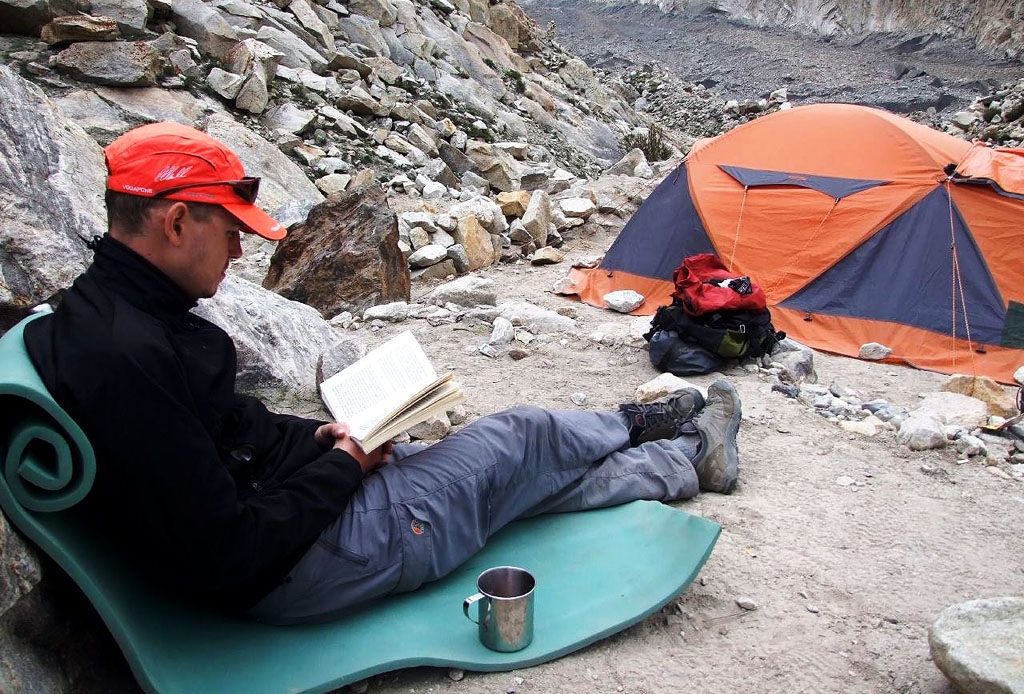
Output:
[463, 593, 485, 624]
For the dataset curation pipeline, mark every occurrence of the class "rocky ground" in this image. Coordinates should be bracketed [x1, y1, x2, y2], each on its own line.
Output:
[1, 0, 1023, 692]
[250, 228, 1024, 694]
[523, 0, 1024, 143]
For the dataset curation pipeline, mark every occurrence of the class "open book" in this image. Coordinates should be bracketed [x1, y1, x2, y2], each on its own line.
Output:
[319, 331, 466, 453]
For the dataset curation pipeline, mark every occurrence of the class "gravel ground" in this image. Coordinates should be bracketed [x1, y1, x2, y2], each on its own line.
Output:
[522, 1, 1023, 115]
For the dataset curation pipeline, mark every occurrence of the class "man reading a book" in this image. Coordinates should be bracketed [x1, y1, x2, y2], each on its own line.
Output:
[25, 122, 743, 624]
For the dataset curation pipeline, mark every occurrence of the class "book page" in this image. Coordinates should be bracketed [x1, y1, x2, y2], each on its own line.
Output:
[319, 331, 439, 440]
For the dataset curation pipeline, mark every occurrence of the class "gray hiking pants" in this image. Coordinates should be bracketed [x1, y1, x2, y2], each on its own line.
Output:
[248, 406, 700, 624]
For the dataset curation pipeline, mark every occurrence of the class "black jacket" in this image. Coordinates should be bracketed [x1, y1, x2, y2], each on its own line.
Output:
[24, 236, 363, 610]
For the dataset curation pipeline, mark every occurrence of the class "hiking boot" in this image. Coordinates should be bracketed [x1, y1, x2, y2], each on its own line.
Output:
[687, 380, 742, 494]
[619, 388, 706, 446]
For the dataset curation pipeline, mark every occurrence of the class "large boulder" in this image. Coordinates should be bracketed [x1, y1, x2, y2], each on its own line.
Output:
[929, 597, 1024, 694]
[166, 0, 240, 60]
[0, 66, 105, 329]
[195, 276, 339, 414]
[203, 114, 324, 217]
[52, 40, 164, 86]
[262, 183, 410, 318]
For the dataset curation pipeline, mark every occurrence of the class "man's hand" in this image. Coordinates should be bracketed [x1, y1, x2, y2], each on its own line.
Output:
[314, 422, 392, 476]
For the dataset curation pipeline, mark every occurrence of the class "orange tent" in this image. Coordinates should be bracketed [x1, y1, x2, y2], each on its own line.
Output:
[569, 104, 1024, 382]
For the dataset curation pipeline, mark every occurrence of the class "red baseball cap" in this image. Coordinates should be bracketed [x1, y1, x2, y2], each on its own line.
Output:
[104, 122, 286, 241]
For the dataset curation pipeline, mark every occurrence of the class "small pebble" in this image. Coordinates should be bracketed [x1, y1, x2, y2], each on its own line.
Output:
[570, 392, 588, 406]
[448, 668, 465, 682]
[798, 590, 809, 599]
[700, 576, 707, 586]
[835, 476, 856, 486]
[718, 625, 729, 635]
[736, 597, 758, 611]
[806, 605, 820, 614]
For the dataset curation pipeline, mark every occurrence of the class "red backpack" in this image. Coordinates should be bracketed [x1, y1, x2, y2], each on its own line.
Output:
[671, 253, 767, 316]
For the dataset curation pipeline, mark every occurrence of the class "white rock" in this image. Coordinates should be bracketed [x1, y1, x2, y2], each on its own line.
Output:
[408, 244, 448, 268]
[915, 392, 989, 428]
[858, 342, 892, 360]
[362, 301, 409, 322]
[488, 316, 515, 345]
[430, 275, 497, 307]
[1014, 366, 1024, 386]
[498, 301, 575, 334]
[603, 290, 645, 313]
[838, 419, 880, 437]
[558, 196, 597, 219]
[897, 412, 947, 451]
[635, 373, 707, 403]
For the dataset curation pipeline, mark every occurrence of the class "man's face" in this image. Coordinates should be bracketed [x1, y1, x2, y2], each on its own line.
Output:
[179, 206, 245, 300]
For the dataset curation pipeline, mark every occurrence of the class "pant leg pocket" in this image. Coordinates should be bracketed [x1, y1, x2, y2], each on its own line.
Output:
[394, 501, 433, 594]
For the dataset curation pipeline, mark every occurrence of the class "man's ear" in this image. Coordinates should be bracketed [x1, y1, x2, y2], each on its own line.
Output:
[161, 202, 190, 247]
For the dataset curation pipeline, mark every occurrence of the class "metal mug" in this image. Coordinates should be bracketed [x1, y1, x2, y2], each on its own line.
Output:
[462, 566, 535, 652]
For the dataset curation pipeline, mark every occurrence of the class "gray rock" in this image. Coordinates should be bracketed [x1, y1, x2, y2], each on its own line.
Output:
[603, 289, 644, 313]
[317, 337, 367, 382]
[256, 25, 329, 73]
[0, 66, 104, 327]
[225, 38, 284, 84]
[53, 90, 127, 142]
[773, 340, 816, 385]
[316, 173, 351, 195]
[449, 196, 506, 234]
[207, 67, 245, 99]
[428, 275, 496, 307]
[499, 301, 575, 334]
[407, 414, 451, 441]
[90, 0, 150, 36]
[97, 82, 218, 123]
[409, 244, 449, 267]
[167, 0, 239, 60]
[558, 197, 597, 219]
[204, 114, 324, 214]
[288, 0, 334, 50]
[235, 72, 271, 114]
[195, 276, 338, 414]
[929, 597, 1024, 694]
[521, 190, 552, 246]
[464, 142, 520, 192]
[260, 103, 316, 134]
[897, 413, 947, 451]
[914, 392, 989, 428]
[0, 512, 41, 616]
[362, 301, 409, 322]
[446, 244, 470, 273]
[0, 0, 89, 34]
[859, 342, 892, 360]
[336, 84, 389, 117]
[53, 40, 162, 86]
[954, 434, 987, 457]
[489, 316, 515, 345]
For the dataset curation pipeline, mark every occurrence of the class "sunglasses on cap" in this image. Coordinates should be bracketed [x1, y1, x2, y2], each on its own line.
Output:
[153, 177, 261, 204]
